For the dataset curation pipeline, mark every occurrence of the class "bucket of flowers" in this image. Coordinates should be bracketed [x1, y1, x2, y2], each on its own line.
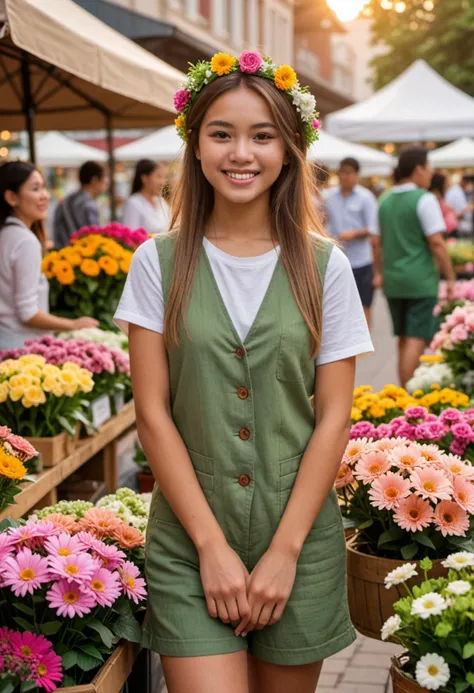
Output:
[0, 427, 38, 514]
[430, 305, 474, 396]
[386, 554, 474, 693]
[0, 627, 63, 691]
[0, 513, 147, 689]
[0, 355, 94, 467]
[69, 223, 149, 251]
[336, 436, 474, 640]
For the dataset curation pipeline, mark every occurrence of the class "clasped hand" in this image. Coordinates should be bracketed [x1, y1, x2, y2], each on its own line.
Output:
[199, 542, 297, 637]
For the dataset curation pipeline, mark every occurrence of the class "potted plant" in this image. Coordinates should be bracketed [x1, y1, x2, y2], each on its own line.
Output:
[385, 554, 474, 692]
[134, 443, 154, 494]
[336, 435, 474, 639]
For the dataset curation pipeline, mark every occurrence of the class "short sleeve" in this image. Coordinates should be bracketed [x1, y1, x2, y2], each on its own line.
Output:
[417, 193, 447, 236]
[12, 235, 43, 322]
[113, 238, 164, 334]
[362, 191, 379, 235]
[121, 197, 142, 230]
[316, 246, 374, 366]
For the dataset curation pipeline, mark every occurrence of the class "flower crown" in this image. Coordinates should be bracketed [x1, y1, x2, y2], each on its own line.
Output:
[174, 51, 321, 147]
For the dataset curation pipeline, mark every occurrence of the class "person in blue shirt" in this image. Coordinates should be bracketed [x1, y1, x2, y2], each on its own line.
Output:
[323, 158, 381, 327]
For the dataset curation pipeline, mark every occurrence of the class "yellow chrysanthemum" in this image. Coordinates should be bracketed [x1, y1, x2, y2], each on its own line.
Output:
[379, 397, 397, 409]
[420, 354, 444, 363]
[18, 354, 46, 367]
[412, 389, 424, 398]
[354, 385, 372, 397]
[63, 362, 81, 372]
[119, 257, 131, 274]
[210, 52, 237, 76]
[78, 369, 94, 393]
[20, 364, 43, 379]
[42, 375, 60, 393]
[98, 255, 119, 276]
[80, 259, 100, 277]
[274, 64, 297, 90]
[175, 115, 185, 129]
[42, 252, 59, 278]
[0, 449, 26, 480]
[369, 404, 386, 418]
[22, 386, 46, 407]
[42, 364, 61, 377]
[59, 248, 83, 267]
[53, 259, 75, 286]
[9, 386, 24, 402]
[9, 374, 33, 390]
[0, 382, 8, 403]
[101, 240, 124, 260]
[51, 384, 65, 398]
[351, 407, 362, 421]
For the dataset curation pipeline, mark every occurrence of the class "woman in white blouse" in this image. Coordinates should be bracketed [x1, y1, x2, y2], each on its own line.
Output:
[121, 159, 171, 234]
[0, 161, 98, 349]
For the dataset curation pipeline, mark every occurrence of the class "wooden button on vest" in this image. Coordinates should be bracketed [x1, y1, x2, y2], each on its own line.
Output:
[237, 387, 249, 400]
[238, 474, 250, 487]
[239, 427, 250, 440]
[235, 347, 245, 359]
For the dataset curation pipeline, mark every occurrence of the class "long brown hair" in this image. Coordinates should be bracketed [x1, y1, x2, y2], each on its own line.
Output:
[165, 72, 329, 358]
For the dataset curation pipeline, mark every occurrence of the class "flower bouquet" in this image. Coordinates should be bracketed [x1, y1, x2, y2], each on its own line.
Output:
[0, 514, 146, 688]
[406, 358, 455, 396]
[431, 305, 474, 395]
[0, 628, 63, 691]
[56, 327, 128, 353]
[386, 554, 474, 692]
[42, 234, 134, 331]
[69, 223, 149, 251]
[0, 427, 38, 513]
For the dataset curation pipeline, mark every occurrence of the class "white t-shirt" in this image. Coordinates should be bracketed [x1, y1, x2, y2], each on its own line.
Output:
[0, 216, 50, 349]
[391, 183, 447, 236]
[121, 193, 171, 235]
[114, 237, 374, 366]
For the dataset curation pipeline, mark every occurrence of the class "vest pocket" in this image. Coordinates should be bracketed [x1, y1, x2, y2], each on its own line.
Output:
[276, 321, 312, 383]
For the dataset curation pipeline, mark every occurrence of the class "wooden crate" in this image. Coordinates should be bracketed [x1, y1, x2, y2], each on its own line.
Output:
[61, 642, 138, 693]
[26, 432, 74, 468]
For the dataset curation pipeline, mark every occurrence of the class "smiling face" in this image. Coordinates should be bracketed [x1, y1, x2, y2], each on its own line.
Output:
[196, 85, 288, 206]
[4, 170, 50, 226]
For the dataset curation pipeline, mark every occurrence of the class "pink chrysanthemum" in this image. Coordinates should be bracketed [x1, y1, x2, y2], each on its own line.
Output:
[5, 434, 38, 461]
[344, 438, 369, 465]
[44, 532, 83, 558]
[11, 630, 53, 660]
[48, 552, 97, 584]
[32, 649, 64, 692]
[452, 477, 474, 513]
[3, 547, 50, 597]
[440, 408, 463, 425]
[389, 443, 425, 471]
[411, 467, 453, 502]
[119, 561, 147, 604]
[441, 454, 474, 480]
[0, 425, 12, 437]
[368, 472, 411, 510]
[393, 493, 434, 532]
[44, 513, 78, 533]
[86, 567, 122, 607]
[434, 501, 470, 537]
[335, 462, 354, 489]
[354, 450, 391, 483]
[46, 579, 97, 617]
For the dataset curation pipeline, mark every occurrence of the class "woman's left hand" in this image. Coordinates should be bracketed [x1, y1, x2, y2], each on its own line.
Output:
[235, 547, 297, 637]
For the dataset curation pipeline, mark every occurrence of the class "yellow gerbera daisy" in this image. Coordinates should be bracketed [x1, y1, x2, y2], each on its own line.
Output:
[274, 64, 297, 90]
[210, 53, 236, 76]
[0, 449, 26, 480]
[80, 259, 100, 277]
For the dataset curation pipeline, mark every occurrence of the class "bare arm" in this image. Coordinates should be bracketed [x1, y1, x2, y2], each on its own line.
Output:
[25, 312, 98, 331]
[371, 235, 383, 287]
[427, 232, 456, 297]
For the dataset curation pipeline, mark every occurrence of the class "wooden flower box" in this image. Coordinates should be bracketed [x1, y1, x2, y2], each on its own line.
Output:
[61, 642, 138, 693]
[26, 432, 74, 468]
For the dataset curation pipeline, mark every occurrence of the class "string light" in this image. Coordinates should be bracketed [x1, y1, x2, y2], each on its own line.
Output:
[384, 143, 395, 154]
[423, 0, 434, 9]
[0, 147, 9, 157]
[395, 1, 406, 12]
[0, 130, 11, 141]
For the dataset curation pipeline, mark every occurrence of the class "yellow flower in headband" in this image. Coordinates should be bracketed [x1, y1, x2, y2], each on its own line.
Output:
[175, 115, 185, 129]
[274, 65, 297, 90]
[210, 53, 236, 76]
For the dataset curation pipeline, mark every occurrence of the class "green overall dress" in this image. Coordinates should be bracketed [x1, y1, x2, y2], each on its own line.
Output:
[142, 234, 356, 665]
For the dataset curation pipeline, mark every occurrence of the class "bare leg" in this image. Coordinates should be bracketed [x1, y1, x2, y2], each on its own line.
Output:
[162, 651, 249, 693]
[248, 653, 323, 693]
[398, 336, 426, 388]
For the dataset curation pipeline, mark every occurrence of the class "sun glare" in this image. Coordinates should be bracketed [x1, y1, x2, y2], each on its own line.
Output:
[327, 0, 368, 21]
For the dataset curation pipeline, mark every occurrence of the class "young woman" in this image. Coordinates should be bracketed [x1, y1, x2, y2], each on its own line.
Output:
[0, 161, 98, 349]
[429, 172, 457, 235]
[121, 159, 171, 234]
[115, 52, 373, 693]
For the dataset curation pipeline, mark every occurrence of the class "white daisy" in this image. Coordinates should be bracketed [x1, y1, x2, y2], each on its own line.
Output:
[442, 551, 474, 570]
[415, 653, 450, 691]
[446, 580, 471, 596]
[384, 563, 418, 589]
[381, 614, 401, 641]
[411, 593, 447, 619]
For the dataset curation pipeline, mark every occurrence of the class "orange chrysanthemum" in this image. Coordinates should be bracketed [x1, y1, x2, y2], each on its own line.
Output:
[45, 513, 78, 532]
[53, 260, 75, 286]
[80, 259, 100, 277]
[274, 64, 297, 90]
[210, 52, 236, 76]
[98, 255, 119, 276]
[77, 507, 122, 539]
[111, 523, 145, 549]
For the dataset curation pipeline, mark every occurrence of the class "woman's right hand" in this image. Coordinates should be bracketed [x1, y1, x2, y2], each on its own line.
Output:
[71, 317, 99, 330]
[199, 541, 251, 628]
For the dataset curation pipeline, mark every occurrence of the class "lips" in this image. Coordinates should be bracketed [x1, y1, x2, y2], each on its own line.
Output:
[223, 171, 259, 183]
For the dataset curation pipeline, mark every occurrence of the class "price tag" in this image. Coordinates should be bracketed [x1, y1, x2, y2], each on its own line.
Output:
[114, 391, 125, 414]
[91, 394, 112, 428]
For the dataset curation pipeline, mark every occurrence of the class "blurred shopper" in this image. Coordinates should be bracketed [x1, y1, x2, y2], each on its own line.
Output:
[445, 174, 474, 237]
[324, 157, 380, 327]
[0, 162, 98, 349]
[121, 159, 171, 234]
[311, 163, 329, 218]
[53, 161, 108, 249]
[377, 147, 455, 387]
[429, 173, 457, 234]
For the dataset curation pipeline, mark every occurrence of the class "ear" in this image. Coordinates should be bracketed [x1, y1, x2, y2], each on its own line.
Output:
[194, 143, 201, 161]
[4, 189, 17, 208]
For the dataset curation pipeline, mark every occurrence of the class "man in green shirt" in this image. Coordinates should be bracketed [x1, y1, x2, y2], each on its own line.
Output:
[377, 147, 455, 387]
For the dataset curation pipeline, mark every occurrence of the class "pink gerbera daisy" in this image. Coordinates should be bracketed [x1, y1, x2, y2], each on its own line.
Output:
[3, 547, 50, 597]
[7, 520, 44, 549]
[368, 472, 411, 510]
[0, 627, 11, 655]
[389, 443, 425, 471]
[32, 649, 64, 692]
[452, 477, 474, 513]
[354, 450, 391, 483]
[418, 444, 444, 466]
[440, 454, 474, 480]
[434, 501, 470, 537]
[46, 579, 96, 617]
[335, 462, 354, 489]
[411, 467, 453, 502]
[91, 542, 126, 571]
[48, 552, 97, 584]
[44, 532, 83, 558]
[370, 437, 401, 452]
[11, 630, 52, 660]
[0, 533, 14, 561]
[119, 561, 147, 604]
[344, 438, 369, 464]
[86, 567, 122, 607]
[393, 493, 434, 532]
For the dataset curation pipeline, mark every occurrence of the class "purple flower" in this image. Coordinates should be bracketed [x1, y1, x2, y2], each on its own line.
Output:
[375, 423, 392, 439]
[451, 423, 473, 441]
[389, 416, 405, 432]
[404, 406, 428, 422]
[350, 421, 376, 440]
[415, 421, 447, 441]
[450, 440, 467, 456]
[396, 422, 417, 440]
[238, 50, 263, 74]
[462, 409, 474, 426]
[440, 408, 463, 425]
[173, 89, 191, 112]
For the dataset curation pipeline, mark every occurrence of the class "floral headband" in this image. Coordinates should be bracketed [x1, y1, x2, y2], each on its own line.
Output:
[173, 51, 320, 147]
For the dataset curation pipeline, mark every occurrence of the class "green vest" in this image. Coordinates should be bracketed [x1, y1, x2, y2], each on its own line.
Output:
[153, 234, 340, 567]
[379, 188, 439, 298]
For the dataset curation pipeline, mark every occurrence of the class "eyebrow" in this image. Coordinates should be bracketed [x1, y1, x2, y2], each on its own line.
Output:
[206, 120, 277, 129]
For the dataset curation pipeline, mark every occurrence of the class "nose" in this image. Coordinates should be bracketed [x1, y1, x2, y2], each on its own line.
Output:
[229, 136, 254, 164]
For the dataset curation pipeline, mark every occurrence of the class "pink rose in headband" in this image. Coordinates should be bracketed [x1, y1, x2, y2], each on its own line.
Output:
[174, 89, 191, 112]
[239, 51, 263, 74]
[312, 118, 321, 130]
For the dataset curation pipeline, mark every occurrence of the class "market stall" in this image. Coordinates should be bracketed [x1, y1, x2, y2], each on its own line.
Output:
[13, 131, 107, 167]
[308, 129, 395, 176]
[429, 137, 474, 169]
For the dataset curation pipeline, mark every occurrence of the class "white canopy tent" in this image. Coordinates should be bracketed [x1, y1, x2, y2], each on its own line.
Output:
[429, 138, 474, 169]
[308, 130, 395, 176]
[13, 132, 107, 167]
[115, 126, 183, 163]
[326, 60, 474, 143]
